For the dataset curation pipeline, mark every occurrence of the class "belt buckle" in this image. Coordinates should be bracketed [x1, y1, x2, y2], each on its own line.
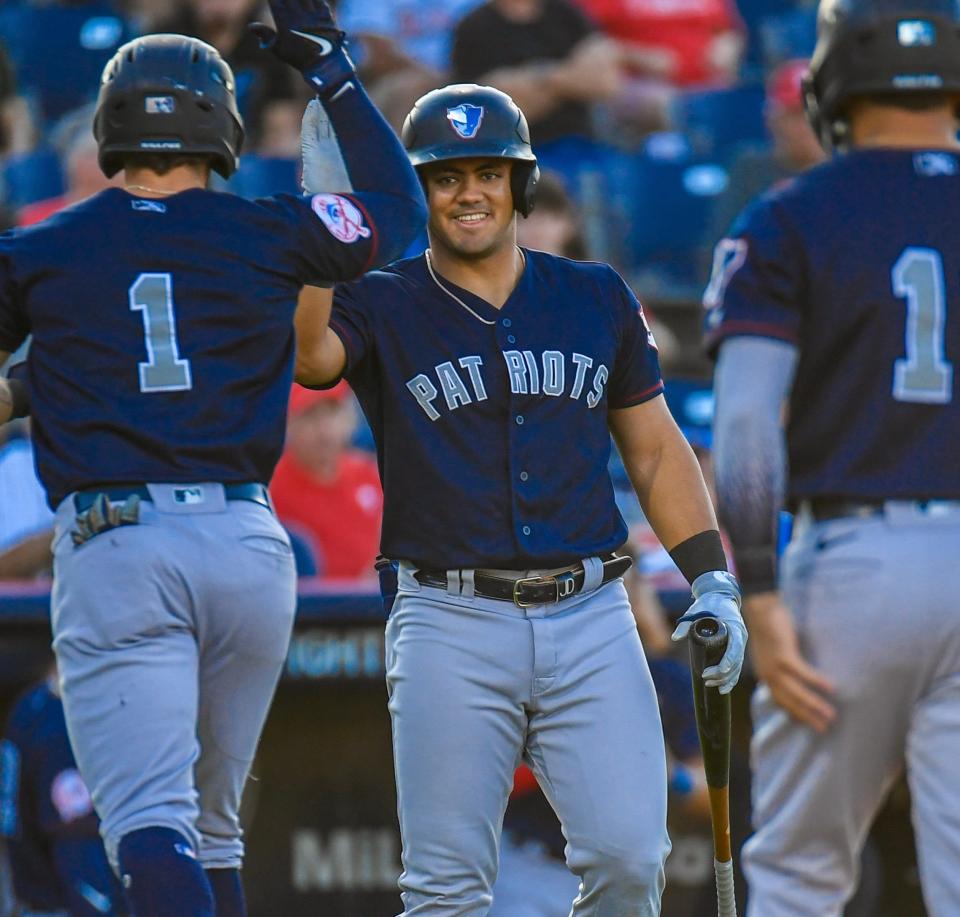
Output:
[512, 572, 578, 607]
[512, 574, 555, 608]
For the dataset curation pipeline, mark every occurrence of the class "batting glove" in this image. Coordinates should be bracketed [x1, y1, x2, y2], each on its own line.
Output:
[671, 570, 747, 695]
[249, 0, 356, 98]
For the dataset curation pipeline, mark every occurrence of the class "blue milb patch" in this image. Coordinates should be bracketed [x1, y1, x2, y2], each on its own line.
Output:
[898, 19, 936, 46]
[446, 103, 484, 139]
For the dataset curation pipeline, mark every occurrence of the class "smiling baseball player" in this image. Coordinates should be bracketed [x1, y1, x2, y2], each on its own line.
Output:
[293, 83, 747, 915]
[0, 1, 425, 913]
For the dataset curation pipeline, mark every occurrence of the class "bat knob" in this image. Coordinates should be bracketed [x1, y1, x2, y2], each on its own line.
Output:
[693, 617, 727, 642]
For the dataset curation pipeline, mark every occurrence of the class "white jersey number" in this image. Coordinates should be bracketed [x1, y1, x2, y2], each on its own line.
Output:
[891, 247, 954, 404]
[129, 273, 193, 393]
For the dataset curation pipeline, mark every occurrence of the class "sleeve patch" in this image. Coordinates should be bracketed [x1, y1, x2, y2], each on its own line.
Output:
[51, 768, 94, 823]
[310, 194, 372, 244]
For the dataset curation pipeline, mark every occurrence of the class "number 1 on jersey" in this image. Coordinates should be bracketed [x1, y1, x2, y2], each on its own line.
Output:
[130, 273, 192, 393]
[892, 247, 953, 404]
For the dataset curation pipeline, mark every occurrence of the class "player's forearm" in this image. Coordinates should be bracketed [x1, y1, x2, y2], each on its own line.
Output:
[0, 377, 29, 425]
[293, 285, 346, 385]
[713, 337, 798, 594]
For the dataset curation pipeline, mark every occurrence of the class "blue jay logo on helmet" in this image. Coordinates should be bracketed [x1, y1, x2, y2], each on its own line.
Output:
[446, 103, 485, 139]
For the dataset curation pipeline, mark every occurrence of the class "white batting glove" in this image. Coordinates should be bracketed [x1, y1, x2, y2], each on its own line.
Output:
[671, 570, 747, 695]
[300, 98, 352, 195]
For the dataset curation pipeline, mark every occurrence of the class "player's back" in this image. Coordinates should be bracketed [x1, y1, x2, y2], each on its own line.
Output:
[3, 187, 327, 507]
[712, 148, 960, 500]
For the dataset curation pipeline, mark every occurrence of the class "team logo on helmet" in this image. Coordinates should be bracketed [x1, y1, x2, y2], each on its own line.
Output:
[311, 193, 372, 244]
[446, 103, 485, 139]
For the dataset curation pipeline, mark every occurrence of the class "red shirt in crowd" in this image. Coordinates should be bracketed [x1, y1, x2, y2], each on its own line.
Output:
[270, 449, 383, 579]
[578, 0, 741, 86]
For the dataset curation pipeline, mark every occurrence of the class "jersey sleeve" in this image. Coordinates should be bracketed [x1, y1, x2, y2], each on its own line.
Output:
[260, 193, 389, 287]
[328, 279, 376, 376]
[0, 235, 28, 354]
[606, 270, 664, 409]
[702, 194, 806, 359]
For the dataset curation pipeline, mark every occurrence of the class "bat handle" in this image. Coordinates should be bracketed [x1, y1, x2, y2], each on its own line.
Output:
[715, 858, 737, 917]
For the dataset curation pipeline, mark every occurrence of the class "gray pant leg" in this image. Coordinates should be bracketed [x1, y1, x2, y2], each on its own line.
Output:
[386, 585, 530, 916]
[51, 501, 203, 869]
[193, 505, 297, 868]
[525, 582, 670, 917]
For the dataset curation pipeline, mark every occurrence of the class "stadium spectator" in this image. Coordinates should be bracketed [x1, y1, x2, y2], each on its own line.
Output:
[271, 383, 383, 580]
[451, 0, 621, 145]
[154, 0, 299, 143]
[0, 665, 128, 915]
[578, 0, 745, 132]
[515, 169, 588, 259]
[705, 57, 825, 273]
[17, 125, 120, 227]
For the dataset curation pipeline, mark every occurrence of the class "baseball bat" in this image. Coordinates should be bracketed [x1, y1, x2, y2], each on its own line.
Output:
[688, 617, 737, 917]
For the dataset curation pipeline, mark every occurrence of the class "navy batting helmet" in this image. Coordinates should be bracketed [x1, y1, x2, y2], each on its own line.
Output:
[94, 34, 244, 179]
[401, 84, 540, 217]
[803, 0, 960, 149]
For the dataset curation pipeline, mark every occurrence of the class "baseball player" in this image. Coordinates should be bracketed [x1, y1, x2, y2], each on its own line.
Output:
[0, 666, 128, 916]
[705, 1, 960, 914]
[294, 83, 747, 915]
[0, 1, 425, 914]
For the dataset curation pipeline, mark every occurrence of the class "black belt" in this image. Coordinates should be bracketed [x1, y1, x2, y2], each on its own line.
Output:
[74, 483, 270, 513]
[414, 553, 633, 607]
[802, 497, 960, 523]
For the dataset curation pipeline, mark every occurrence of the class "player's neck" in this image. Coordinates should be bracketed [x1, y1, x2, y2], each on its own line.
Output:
[122, 163, 210, 197]
[849, 103, 960, 150]
[426, 240, 525, 310]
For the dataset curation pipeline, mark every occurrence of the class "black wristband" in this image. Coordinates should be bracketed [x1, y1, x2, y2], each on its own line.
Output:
[6, 379, 30, 420]
[668, 529, 727, 585]
[731, 546, 777, 595]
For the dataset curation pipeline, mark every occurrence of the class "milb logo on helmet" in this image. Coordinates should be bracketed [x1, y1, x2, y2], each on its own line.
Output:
[446, 103, 484, 139]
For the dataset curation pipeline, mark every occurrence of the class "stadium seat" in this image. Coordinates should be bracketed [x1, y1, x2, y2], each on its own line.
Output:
[625, 140, 729, 287]
[223, 156, 301, 199]
[2, 148, 65, 209]
[759, 7, 817, 66]
[0, 3, 133, 124]
[671, 82, 768, 162]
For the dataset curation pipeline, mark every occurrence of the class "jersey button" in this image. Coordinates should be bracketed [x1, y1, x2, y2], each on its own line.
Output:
[502, 318, 512, 327]
[519, 471, 529, 481]
[522, 525, 531, 536]
[507, 334, 516, 344]
[516, 415, 524, 425]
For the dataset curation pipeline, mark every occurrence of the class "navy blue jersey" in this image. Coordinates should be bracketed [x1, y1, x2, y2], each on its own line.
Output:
[1, 681, 125, 914]
[0, 187, 395, 507]
[331, 249, 662, 569]
[704, 149, 960, 502]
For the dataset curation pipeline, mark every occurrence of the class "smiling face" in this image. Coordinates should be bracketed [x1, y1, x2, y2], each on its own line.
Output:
[422, 157, 517, 261]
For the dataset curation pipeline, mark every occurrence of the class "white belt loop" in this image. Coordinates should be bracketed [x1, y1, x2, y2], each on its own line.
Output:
[446, 569, 461, 595]
[460, 568, 476, 599]
[581, 556, 604, 594]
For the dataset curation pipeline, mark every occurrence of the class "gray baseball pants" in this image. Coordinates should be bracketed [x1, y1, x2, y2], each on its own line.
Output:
[386, 560, 671, 916]
[744, 502, 960, 917]
[50, 484, 297, 871]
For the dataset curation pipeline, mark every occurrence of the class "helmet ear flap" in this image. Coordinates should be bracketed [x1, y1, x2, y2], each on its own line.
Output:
[512, 162, 540, 218]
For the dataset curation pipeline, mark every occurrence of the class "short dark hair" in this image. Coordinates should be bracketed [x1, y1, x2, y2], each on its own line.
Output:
[121, 152, 216, 175]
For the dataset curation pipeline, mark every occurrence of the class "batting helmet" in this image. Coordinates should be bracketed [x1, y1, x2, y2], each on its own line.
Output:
[401, 84, 540, 217]
[803, 0, 960, 149]
[94, 34, 244, 179]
